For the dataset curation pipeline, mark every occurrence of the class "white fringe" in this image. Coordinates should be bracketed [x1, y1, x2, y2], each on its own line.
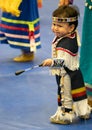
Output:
[51, 50, 79, 76]
[57, 50, 79, 70]
[73, 99, 90, 116]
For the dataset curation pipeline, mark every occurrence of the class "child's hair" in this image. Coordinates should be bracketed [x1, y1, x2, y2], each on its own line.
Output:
[52, 5, 80, 31]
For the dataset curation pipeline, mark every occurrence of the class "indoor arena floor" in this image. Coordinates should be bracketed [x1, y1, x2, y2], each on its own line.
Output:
[0, 0, 92, 130]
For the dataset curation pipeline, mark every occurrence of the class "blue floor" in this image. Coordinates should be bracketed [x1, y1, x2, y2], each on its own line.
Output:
[0, 0, 92, 130]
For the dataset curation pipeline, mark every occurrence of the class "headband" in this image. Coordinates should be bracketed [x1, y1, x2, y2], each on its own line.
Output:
[52, 16, 78, 23]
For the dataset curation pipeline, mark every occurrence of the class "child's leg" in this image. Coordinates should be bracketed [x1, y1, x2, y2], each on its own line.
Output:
[61, 74, 73, 110]
[56, 75, 62, 106]
[50, 74, 76, 124]
[50, 75, 62, 120]
[55, 74, 72, 108]
[58, 74, 76, 124]
[64, 68, 92, 119]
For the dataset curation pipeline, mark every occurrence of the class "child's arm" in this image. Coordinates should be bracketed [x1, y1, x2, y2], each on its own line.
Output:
[42, 58, 64, 68]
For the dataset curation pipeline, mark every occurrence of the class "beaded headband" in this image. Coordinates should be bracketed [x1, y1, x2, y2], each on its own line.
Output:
[52, 16, 78, 23]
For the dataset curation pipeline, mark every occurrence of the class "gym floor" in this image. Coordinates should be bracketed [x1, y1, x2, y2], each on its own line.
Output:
[0, 0, 92, 130]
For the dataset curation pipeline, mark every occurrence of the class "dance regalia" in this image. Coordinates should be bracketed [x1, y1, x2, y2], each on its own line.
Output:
[0, 0, 41, 52]
[80, 0, 92, 96]
[51, 32, 88, 115]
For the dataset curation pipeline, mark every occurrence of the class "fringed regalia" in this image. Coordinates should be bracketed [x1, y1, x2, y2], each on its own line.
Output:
[51, 32, 88, 116]
[0, 0, 41, 52]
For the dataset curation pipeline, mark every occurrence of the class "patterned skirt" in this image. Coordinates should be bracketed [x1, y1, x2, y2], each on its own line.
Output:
[0, 0, 41, 52]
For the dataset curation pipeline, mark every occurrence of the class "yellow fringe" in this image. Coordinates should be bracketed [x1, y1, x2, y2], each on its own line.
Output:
[0, 0, 22, 17]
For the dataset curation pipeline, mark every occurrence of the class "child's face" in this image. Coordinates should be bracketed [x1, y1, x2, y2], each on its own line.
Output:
[51, 21, 74, 37]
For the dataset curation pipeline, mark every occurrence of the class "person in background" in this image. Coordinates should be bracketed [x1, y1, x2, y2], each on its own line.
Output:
[41, 5, 91, 124]
[79, 0, 92, 107]
[0, 0, 42, 62]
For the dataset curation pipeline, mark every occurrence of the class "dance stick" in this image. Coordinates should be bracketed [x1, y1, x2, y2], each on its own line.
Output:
[15, 64, 43, 76]
[15, 59, 64, 76]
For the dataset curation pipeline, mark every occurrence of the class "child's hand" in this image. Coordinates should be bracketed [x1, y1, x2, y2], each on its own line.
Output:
[42, 59, 53, 66]
[59, 0, 70, 6]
